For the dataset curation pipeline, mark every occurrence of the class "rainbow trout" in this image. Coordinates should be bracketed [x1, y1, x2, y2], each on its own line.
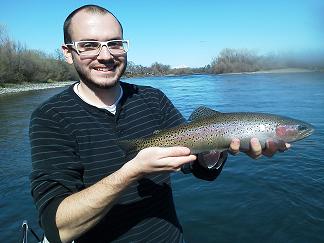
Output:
[121, 106, 314, 154]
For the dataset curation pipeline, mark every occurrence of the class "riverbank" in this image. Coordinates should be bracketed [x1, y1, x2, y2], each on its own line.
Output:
[218, 68, 318, 76]
[0, 81, 75, 95]
[0, 68, 321, 95]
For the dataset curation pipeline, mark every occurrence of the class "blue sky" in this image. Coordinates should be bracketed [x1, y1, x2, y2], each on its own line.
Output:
[1, 0, 323, 68]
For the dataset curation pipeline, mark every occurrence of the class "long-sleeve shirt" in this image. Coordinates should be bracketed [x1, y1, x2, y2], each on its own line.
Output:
[29, 81, 225, 243]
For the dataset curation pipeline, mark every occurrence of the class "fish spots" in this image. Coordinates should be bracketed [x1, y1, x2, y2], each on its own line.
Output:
[125, 109, 313, 152]
[259, 124, 266, 132]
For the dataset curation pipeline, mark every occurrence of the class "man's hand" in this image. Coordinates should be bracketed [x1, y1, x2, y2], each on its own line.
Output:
[228, 138, 291, 159]
[127, 147, 197, 179]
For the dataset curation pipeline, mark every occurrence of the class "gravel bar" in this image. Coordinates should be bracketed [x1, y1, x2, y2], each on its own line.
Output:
[0, 81, 75, 95]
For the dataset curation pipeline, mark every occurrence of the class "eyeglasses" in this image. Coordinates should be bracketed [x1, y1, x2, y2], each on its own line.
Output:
[65, 40, 129, 56]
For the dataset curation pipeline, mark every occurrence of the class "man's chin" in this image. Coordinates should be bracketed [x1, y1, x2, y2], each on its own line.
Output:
[79, 65, 126, 89]
[88, 71, 120, 87]
[91, 79, 119, 89]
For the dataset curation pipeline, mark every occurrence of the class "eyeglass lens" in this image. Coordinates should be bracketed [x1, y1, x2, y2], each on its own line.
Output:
[76, 41, 128, 55]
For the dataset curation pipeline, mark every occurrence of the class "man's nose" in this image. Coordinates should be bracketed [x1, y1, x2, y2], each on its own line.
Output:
[97, 45, 113, 60]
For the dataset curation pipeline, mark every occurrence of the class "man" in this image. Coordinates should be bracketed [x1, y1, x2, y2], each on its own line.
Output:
[29, 5, 288, 243]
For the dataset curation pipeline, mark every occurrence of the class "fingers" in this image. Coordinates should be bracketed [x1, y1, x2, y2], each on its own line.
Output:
[280, 142, 291, 152]
[155, 146, 197, 169]
[159, 154, 197, 172]
[229, 137, 263, 159]
[262, 140, 277, 157]
[285, 143, 291, 150]
[229, 138, 240, 155]
[155, 146, 191, 158]
[136, 146, 197, 174]
[246, 138, 262, 159]
[263, 140, 291, 157]
[164, 154, 197, 169]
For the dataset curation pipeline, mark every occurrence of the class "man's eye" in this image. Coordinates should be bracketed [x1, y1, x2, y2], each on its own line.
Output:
[108, 41, 122, 47]
[80, 42, 99, 49]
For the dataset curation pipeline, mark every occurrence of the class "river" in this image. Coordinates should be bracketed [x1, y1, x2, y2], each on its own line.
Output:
[0, 72, 323, 242]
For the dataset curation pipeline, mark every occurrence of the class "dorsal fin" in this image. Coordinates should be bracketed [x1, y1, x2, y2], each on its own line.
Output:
[188, 106, 221, 121]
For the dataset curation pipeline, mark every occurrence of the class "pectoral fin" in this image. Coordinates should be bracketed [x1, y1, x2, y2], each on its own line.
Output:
[198, 150, 222, 169]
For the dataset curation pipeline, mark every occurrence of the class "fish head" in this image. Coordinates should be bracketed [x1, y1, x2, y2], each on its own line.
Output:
[275, 119, 314, 143]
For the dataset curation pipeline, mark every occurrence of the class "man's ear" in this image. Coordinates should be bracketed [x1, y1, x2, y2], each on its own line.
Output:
[61, 44, 74, 64]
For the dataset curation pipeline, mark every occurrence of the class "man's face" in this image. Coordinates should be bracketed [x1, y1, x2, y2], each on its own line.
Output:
[66, 11, 127, 89]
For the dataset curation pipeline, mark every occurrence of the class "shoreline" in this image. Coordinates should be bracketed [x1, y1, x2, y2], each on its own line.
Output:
[0, 68, 320, 95]
[217, 68, 317, 76]
[0, 81, 75, 95]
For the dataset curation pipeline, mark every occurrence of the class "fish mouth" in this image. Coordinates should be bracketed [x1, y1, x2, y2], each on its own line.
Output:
[299, 124, 315, 139]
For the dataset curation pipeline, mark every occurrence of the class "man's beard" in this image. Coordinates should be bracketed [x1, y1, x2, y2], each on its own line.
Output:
[74, 60, 127, 90]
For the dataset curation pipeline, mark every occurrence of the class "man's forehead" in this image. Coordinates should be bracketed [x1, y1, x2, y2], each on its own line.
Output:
[69, 11, 122, 39]
[70, 11, 119, 28]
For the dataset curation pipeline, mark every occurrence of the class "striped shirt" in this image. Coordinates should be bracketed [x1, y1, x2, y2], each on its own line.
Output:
[29, 81, 224, 243]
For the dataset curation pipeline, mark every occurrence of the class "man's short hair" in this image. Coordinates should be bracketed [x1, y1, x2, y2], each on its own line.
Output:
[63, 4, 123, 43]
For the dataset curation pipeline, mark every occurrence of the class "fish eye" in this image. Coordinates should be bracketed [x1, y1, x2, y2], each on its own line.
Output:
[298, 125, 308, 131]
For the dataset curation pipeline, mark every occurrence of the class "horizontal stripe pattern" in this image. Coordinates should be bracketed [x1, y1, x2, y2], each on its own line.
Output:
[30, 82, 185, 242]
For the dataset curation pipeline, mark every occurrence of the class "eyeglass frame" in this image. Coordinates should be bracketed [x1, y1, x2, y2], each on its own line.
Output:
[65, 39, 130, 56]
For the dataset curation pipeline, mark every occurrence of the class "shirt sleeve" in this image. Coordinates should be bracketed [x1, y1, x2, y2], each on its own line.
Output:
[156, 89, 226, 181]
[29, 107, 85, 242]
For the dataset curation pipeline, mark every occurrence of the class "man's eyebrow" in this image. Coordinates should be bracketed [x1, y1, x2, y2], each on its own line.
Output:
[78, 39, 99, 41]
[78, 38, 122, 41]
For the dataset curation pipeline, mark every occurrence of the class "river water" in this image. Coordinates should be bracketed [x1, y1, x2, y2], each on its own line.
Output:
[0, 72, 323, 242]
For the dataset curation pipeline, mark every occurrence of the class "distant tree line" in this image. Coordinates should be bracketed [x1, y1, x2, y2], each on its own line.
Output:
[1, 25, 323, 85]
[0, 26, 78, 86]
[125, 61, 207, 77]
[126, 48, 324, 77]
[207, 48, 324, 74]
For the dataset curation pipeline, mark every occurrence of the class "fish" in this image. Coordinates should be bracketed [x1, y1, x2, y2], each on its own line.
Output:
[120, 106, 314, 155]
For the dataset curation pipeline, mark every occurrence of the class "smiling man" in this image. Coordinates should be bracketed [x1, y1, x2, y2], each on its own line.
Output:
[29, 4, 287, 243]
[63, 7, 127, 106]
